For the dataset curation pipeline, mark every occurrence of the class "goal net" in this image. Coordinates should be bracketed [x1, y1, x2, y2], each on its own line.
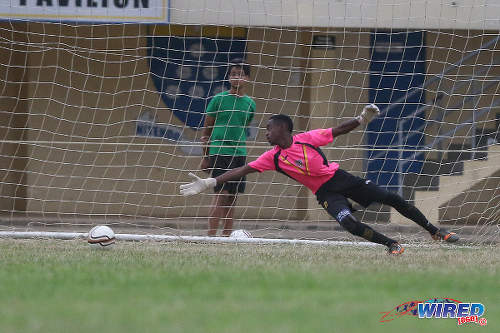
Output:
[0, 1, 499, 245]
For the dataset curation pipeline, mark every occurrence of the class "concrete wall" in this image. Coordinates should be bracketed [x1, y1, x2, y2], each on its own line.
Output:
[441, 169, 500, 225]
[424, 30, 500, 159]
[171, 0, 500, 30]
[3, 1, 499, 29]
[404, 31, 500, 226]
[0, 22, 28, 215]
[0, 24, 498, 225]
[3, 24, 315, 220]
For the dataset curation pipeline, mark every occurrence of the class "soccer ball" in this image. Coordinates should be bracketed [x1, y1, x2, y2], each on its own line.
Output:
[230, 229, 252, 239]
[87, 225, 115, 248]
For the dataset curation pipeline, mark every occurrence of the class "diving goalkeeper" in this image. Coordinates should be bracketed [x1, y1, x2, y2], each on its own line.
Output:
[180, 105, 459, 254]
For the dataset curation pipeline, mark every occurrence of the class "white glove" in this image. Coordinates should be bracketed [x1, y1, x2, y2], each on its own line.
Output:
[180, 173, 217, 196]
[356, 104, 380, 125]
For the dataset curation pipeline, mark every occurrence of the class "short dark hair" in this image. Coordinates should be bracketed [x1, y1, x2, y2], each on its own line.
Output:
[269, 114, 293, 133]
[229, 58, 250, 77]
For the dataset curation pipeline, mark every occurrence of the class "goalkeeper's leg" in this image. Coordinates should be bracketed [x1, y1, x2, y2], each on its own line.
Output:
[322, 170, 457, 242]
[320, 195, 400, 251]
[378, 191, 439, 234]
[376, 189, 458, 242]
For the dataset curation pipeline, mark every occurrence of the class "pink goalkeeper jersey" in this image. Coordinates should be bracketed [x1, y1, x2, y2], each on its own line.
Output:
[248, 128, 340, 194]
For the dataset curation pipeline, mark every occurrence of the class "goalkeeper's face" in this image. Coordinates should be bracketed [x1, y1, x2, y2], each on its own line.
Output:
[265, 120, 286, 145]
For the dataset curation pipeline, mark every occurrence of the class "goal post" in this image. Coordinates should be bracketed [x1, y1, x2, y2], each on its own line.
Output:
[0, 1, 499, 245]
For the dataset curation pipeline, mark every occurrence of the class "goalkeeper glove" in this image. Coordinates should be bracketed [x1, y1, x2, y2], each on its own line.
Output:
[356, 104, 380, 125]
[180, 172, 217, 196]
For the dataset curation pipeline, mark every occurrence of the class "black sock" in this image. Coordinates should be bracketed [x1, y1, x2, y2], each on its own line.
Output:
[359, 223, 397, 247]
[339, 215, 396, 247]
[381, 192, 439, 235]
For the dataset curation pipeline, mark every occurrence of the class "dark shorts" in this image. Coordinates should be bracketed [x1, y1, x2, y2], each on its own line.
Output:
[315, 169, 389, 221]
[210, 155, 246, 194]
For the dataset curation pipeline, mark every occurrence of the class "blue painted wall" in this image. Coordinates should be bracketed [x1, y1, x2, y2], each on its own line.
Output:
[148, 36, 246, 129]
[368, 31, 426, 190]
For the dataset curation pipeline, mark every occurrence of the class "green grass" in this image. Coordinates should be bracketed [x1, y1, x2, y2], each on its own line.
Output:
[0, 239, 497, 333]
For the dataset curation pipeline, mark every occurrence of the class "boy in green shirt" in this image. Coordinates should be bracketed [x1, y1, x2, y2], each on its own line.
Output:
[200, 59, 256, 236]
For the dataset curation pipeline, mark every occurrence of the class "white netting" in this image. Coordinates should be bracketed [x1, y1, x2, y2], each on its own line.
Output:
[0, 1, 499, 244]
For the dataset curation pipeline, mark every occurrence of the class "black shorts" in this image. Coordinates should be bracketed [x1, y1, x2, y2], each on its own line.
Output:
[210, 155, 246, 194]
[315, 169, 389, 220]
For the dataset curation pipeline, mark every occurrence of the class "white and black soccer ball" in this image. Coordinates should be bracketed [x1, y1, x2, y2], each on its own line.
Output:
[87, 225, 115, 248]
[230, 229, 252, 239]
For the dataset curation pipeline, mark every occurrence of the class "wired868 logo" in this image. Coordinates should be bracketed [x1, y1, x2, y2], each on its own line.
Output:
[380, 298, 488, 326]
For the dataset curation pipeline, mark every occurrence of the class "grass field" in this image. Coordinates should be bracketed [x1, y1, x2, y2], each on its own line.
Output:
[0, 239, 497, 333]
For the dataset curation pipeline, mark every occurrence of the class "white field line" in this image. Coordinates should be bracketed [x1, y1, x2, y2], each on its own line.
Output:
[0, 231, 479, 249]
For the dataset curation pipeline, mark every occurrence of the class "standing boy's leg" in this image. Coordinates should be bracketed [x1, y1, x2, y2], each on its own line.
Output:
[219, 156, 246, 236]
[208, 155, 245, 236]
[208, 191, 236, 236]
[208, 155, 231, 236]
[220, 193, 237, 236]
[208, 191, 226, 236]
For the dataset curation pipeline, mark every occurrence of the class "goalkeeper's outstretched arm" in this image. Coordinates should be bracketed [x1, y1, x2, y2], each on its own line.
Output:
[216, 165, 257, 184]
[180, 165, 257, 196]
[331, 104, 380, 137]
[181, 104, 380, 196]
